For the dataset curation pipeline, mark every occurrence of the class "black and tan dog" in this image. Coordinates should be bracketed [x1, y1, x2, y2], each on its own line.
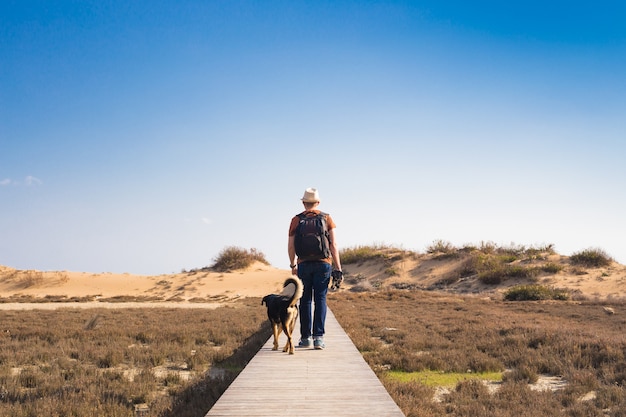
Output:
[261, 276, 303, 354]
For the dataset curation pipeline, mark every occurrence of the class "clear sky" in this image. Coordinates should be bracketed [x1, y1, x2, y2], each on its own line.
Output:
[2, 1, 625, 275]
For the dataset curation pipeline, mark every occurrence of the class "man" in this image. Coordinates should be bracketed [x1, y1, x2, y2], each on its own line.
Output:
[288, 187, 342, 350]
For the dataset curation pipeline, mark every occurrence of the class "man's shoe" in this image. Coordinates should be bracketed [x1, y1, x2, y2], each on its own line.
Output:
[314, 337, 325, 350]
[297, 337, 312, 348]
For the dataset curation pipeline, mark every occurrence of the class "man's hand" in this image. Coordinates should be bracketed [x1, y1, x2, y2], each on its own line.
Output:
[331, 270, 343, 290]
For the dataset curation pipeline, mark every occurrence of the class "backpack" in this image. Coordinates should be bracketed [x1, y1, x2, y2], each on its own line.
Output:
[294, 212, 331, 261]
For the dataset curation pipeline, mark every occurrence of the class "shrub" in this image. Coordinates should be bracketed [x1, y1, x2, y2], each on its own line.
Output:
[570, 248, 613, 268]
[503, 366, 539, 384]
[478, 241, 498, 254]
[340, 244, 405, 265]
[506, 265, 539, 278]
[426, 239, 456, 254]
[498, 254, 519, 263]
[497, 243, 527, 257]
[525, 243, 556, 259]
[478, 265, 539, 285]
[210, 246, 269, 272]
[426, 239, 466, 260]
[541, 263, 563, 274]
[504, 285, 569, 301]
[479, 269, 506, 285]
[385, 267, 398, 276]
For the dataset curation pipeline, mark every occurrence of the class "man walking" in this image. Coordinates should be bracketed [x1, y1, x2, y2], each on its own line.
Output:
[288, 187, 342, 349]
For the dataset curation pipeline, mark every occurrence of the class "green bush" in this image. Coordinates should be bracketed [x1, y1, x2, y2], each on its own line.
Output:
[211, 246, 269, 272]
[570, 248, 613, 268]
[426, 239, 456, 254]
[541, 263, 563, 274]
[478, 265, 539, 285]
[504, 285, 569, 301]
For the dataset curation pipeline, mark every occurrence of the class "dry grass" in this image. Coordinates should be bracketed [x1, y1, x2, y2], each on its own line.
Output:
[340, 243, 414, 265]
[0, 299, 269, 417]
[2, 286, 625, 416]
[7, 289, 624, 417]
[329, 290, 626, 417]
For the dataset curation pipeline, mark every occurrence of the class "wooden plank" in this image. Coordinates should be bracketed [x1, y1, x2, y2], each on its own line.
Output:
[205, 308, 405, 417]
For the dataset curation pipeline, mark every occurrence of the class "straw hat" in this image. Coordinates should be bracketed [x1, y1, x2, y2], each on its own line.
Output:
[301, 187, 320, 203]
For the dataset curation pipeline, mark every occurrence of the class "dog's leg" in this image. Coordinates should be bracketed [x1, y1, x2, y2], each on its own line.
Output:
[276, 326, 283, 350]
[272, 323, 281, 351]
[284, 311, 297, 354]
[285, 331, 294, 354]
[288, 316, 297, 354]
[282, 326, 290, 353]
[281, 319, 291, 353]
[283, 332, 292, 353]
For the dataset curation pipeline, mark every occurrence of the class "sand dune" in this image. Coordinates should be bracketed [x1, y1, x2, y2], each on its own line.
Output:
[1, 252, 625, 309]
[0, 262, 287, 304]
[344, 252, 626, 300]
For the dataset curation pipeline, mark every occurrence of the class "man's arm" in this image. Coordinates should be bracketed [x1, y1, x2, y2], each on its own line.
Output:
[288, 235, 297, 274]
[328, 228, 341, 271]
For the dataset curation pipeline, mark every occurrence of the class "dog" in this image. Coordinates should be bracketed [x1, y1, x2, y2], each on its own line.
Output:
[261, 276, 303, 354]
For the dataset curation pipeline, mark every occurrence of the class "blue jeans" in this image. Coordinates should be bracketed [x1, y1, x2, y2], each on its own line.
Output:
[297, 261, 331, 339]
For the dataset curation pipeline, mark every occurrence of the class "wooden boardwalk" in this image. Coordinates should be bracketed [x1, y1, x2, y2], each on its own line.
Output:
[205, 308, 405, 417]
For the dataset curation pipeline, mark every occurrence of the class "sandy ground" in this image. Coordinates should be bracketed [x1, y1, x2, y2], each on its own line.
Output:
[0, 262, 288, 309]
[1, 253, 625, 310]
[376, 252, 626, 300]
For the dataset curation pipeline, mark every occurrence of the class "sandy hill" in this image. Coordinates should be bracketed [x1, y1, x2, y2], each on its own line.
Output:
[0, 262, 287, 304]
[339, 246, 626, 300]
[1, 247, 625, 305]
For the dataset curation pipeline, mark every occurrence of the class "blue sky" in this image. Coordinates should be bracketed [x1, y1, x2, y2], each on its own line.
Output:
[2, 1, 625, 274]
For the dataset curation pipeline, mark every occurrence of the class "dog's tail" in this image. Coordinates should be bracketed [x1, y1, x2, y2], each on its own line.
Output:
[283, 276, 303, 308]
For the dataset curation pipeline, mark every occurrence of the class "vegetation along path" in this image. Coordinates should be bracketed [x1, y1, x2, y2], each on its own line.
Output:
[205, 307, 405, 417]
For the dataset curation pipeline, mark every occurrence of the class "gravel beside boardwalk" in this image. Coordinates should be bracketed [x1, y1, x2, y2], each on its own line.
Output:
[205, 308, 405, 417]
